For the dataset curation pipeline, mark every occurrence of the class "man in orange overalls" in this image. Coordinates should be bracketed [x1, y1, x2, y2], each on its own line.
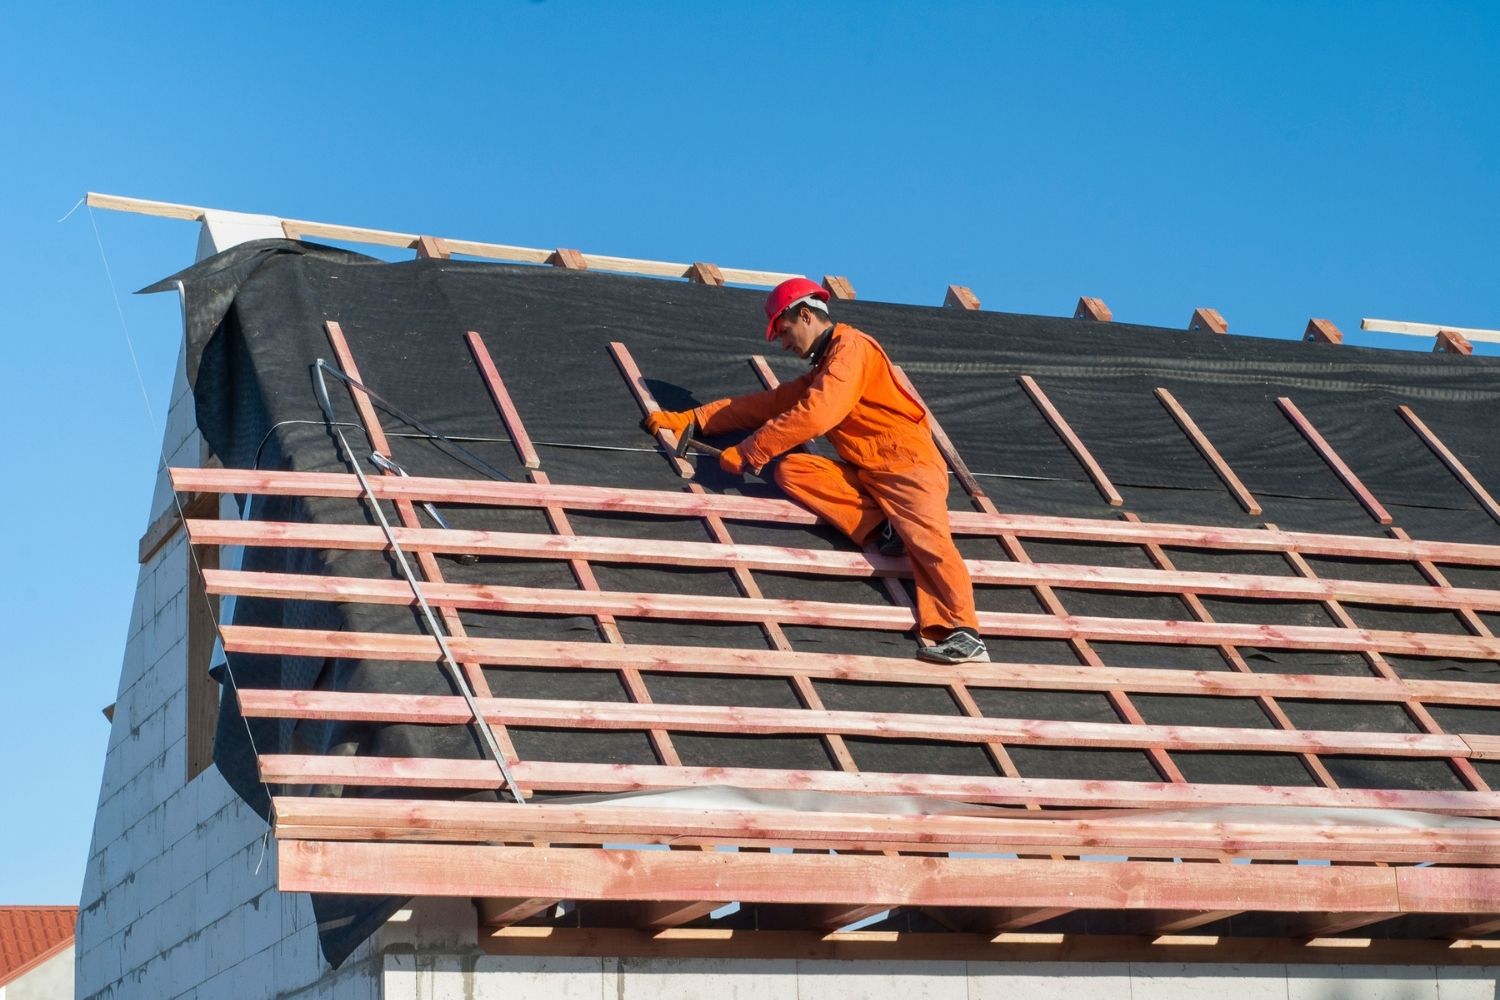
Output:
[646, 277, 986, 664]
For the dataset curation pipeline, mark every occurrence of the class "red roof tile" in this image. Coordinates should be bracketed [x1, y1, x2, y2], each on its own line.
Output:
[0, 907, 77, 986]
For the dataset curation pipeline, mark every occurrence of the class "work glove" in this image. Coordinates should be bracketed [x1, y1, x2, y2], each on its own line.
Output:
[643, 409, 693, 437]
[719, 446, 747, 477]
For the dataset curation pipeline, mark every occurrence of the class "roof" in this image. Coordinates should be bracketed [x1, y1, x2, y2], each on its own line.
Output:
[142, 227, 1500, 969]
[0, 907, 77, 986]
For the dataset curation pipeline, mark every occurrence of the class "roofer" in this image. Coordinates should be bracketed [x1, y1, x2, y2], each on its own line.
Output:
[646, 277, 986, 664]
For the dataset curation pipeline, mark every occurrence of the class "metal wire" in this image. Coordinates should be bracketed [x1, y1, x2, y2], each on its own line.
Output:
[312, 359, 525, 803]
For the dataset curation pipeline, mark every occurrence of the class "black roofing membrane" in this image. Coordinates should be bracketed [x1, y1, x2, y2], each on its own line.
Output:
[157, 241, 1500, 962]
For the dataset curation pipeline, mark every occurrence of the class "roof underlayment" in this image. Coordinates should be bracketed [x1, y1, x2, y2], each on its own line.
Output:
[152, 238, 1500, 967]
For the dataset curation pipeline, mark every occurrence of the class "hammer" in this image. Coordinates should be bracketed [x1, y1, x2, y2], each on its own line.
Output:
[673, 421, 722, 461]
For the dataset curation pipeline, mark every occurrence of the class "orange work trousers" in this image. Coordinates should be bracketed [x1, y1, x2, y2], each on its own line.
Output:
[772, 450, 978, 641]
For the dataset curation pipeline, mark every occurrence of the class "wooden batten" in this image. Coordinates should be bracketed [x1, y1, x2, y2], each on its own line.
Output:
[415, 235, 451, 259]
[548, 247, 588, 270]
[139, 490, 219, 564]
[1304, 318, 1342, 344]
[170, 465, 1500, 566]
[1435, 328, 1474, 355]
[607, 341, 695, 479]
[944, 285, 980, 310]
[686, 262, 725, 286]
[1074, 296, 1113, 322]
[822, 275, 856, 300]
[1188, 307, 1228, 334]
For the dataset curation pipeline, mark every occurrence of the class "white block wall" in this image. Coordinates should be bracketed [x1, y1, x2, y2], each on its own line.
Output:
[378, 956, 1500, 1000]
[2, 944, 75, 999]
[75, 213, 383, 1000]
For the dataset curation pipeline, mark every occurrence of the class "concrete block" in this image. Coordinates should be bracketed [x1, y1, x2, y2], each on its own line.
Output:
[121, 905, 160, 973]
[243, 888, 283, 956]
[157, 882, 199, 951]
[967, 962, 1133, 1000]
[1435, 966, 1500, 999]
[618, 957, 799, 1000]
[792, 958, 968, 999]
[203, 905, 247, 980]
[1129, 963, 1288, 1000]
[378, 897, 479, 952]
[128, 568, 154, 643]
[1286, 965, 1439, 999]
[163, 783, 195, 849]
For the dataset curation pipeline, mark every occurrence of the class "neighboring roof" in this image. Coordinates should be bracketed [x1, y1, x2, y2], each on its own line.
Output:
[149, 233, 1500, 969]
[0, 907, 77, 986]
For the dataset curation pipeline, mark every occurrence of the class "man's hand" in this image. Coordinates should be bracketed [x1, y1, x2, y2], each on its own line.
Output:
[644, 410, 693, 437]
[719, 446, 746, 476]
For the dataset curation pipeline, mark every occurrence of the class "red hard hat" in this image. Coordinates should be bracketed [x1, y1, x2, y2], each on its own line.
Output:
[763, 277, 830, 341]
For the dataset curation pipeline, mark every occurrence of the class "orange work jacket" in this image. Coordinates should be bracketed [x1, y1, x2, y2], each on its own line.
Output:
[690, 324, 931, 471]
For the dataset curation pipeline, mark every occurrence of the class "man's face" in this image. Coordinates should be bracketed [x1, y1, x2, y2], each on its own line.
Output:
[772, 306, 825, 357]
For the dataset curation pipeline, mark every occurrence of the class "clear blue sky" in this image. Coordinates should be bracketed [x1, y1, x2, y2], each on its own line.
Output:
[0, 2, 1496, 905]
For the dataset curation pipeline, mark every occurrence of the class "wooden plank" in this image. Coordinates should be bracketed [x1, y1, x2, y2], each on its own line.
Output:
[237, 688, 1473, 758]
[1398, 405, 1500, 525]
[944, 285, 980, 310]
[608, 341, 694, 478]
[1395, 867, 1500, 913]
[478, 925, 1500, 965]
[206, 570, 1500, 661]
[465, 332, 541, 469]
[278, 841, 1406, 912]
[1434, 329, 1473, 355]
[582, 900, 726, 929]
[139, 491, 218, 564]
[186, 536, 220, 782]
[1362, 317, 1500, 344]
[270, 796, 1500, 863]
[548, 247, 588, 270]
[477, 897, 555, 927]
[258, 755, 1500, 815]
[88, 192, 802, 286]
[1154, 388, 1262, 515]
[169, 467, 1500, 566]
[86, 191, 206, 221]
[1189, 308, 1228, 334]
[822, 276, 856, 300]
[1074, 297, 1113, 322]
[229, 624, 1500, 706]
[1017, 375, 1124, 506]
[1304, 319, 1343, 345]
[686, 262, 725, 286]
[415, 235, 450, 259]
[192, 516, 1500, 614]
[1276, 397, 1393, 525]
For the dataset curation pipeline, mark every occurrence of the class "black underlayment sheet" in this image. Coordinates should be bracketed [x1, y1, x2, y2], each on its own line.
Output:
[146, 240, 1500, 964]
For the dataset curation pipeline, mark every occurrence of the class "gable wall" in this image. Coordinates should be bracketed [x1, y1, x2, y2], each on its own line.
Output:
[74, 212, 381, 1000]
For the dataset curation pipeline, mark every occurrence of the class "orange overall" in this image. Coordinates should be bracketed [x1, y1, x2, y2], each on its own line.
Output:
[690, 324, 978, 640]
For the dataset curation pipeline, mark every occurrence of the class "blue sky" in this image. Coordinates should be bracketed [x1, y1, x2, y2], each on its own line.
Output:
[0, 2, 1496, 904]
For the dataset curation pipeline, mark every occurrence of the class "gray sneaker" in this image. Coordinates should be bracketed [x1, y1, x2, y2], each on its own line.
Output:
[917, 629, 989, 664]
